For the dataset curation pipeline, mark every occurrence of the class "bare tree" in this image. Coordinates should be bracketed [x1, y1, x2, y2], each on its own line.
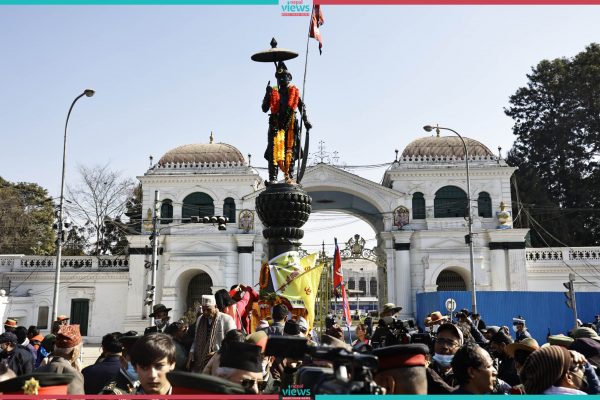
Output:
[66, 164, 135, 255]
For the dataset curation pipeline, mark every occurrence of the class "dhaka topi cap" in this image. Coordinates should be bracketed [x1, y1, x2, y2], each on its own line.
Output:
[201, 295, 216, 306]
[520, 345, 571, 394]
[220, 342, 263, 373]
[55, 324, 82, 348]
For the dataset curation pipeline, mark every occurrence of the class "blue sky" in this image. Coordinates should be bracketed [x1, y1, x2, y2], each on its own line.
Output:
[1, 4, 599, 251]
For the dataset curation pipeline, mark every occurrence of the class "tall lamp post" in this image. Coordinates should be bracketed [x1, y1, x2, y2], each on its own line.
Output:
[52, 89, 95, 323]
[423, 124, 477, 315]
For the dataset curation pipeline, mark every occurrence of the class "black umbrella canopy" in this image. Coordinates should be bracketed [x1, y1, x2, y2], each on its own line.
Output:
[251, 37, 298, 63]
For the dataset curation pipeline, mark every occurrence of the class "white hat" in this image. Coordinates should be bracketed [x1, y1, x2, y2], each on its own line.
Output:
[297, 317, 309, 333]
[201, 294, 216, 306]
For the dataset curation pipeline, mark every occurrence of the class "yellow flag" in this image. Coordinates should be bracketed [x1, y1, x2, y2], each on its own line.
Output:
[269, 251, 324, 330]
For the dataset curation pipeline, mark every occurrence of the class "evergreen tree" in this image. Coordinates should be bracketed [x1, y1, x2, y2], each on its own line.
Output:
[0, 177, 55, 254]
[506, 43, 600, 246]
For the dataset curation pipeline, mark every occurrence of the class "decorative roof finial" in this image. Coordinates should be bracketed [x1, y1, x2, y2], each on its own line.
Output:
[435, 124, 440, 137]
[210, 131, 214, 144]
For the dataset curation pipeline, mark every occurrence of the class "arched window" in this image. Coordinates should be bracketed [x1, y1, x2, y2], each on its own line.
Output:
[359, 278, 366, 294]
[369, 277, 377, 297]
[412, 192, 426, 220]
[478, 192, 492, 218]
[160, 199, 173, 225]
[347, 278, 355, 290]
[182, 192, 214, 223]
[436, 270, 467, 291]
[223, 197, 236, 223]
[434, 186, 468, 218]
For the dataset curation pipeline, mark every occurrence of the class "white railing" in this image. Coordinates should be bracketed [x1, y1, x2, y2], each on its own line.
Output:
[0, 255, 129, 271]
[526, 247, 600, 263]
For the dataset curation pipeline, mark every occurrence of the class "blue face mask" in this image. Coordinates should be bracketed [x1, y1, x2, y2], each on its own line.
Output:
[433, 353, 454, 368]
[126, 362, 139, 381]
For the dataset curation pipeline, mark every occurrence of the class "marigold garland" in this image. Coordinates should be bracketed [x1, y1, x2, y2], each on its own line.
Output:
[269, 84, 300, 114]
[259, 261, 270, 289]
[270, 84, 301, 178]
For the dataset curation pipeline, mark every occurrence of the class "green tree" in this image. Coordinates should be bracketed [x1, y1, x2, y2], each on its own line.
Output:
[124, 183, 143, 234]
[506, 43, 600, 246]
[0, 177, 55, 254]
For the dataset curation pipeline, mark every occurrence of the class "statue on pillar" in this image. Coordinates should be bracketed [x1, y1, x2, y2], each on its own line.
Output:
[262, 61, 312, 184]
[252, 38, 311, 185]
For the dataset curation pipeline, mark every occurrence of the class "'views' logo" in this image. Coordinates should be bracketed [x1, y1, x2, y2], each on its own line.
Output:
[281, 0, 310, 16]
[280, 384, 312, 400]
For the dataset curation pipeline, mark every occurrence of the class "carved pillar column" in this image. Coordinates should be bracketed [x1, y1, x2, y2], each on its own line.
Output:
[392, 231, 413, 318]
[235, 234, 255, 285]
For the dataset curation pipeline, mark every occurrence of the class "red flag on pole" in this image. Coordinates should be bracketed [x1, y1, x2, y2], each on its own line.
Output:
[309, 4, 324, 55]
[340, 283, 353, 328]
[333, 238, 343, 298]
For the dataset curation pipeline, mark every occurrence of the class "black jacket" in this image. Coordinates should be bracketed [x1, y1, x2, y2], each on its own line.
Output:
[82, 354, 122, 394]
[0, 346, 34, 376]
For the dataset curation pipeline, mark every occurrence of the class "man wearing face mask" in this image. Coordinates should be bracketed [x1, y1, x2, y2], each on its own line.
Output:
[512, 316, 532, 342]
[426, 323, 463, 393]
[149, 304, 172, 333]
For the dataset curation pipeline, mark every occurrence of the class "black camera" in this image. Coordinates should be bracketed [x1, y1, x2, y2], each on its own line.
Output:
[265, 336, 384, 395]
[370, 316, 419, 348]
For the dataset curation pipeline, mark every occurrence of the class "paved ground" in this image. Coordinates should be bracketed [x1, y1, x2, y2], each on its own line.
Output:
[81, 343, 103, 368]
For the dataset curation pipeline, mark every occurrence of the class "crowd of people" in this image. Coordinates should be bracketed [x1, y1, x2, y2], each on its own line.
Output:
[1, 286, 600, 395]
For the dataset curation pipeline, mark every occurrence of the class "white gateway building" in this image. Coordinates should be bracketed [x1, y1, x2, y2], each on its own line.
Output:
[1, 133, 599, 341]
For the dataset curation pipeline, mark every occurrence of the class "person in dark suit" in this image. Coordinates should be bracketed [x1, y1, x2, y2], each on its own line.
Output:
[82, 333, 123, 394]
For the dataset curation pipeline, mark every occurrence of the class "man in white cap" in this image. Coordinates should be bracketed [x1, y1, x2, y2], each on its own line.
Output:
[187, 294, 236, 372]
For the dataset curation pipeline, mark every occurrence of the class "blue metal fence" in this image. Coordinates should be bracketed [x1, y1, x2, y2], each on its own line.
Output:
[416, 291, 600, 344]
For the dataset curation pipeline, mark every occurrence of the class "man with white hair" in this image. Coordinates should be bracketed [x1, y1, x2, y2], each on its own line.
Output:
[187, 294, 236, 372]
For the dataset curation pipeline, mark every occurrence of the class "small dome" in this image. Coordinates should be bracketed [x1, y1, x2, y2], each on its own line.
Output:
[402, 135, 494, 158]
[158, 142, 245, 166]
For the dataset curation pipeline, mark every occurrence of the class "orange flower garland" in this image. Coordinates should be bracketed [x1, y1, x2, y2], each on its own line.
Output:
[269, 84, 300, 114]
[259, 261, 270, 289]
[270, 84, 301, 177]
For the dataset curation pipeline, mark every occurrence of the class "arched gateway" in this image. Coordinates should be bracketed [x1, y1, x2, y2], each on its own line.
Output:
[125, 133, 526, 332]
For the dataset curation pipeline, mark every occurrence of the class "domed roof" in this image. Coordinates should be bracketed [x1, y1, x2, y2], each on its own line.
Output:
[158, 137, 245, 166]
[402, 135, 494, 158]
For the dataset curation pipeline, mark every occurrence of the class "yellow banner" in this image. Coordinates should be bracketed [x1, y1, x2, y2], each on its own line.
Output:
[269, 251, 324, 330]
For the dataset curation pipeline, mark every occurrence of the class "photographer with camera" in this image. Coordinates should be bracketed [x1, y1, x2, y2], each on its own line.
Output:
[371, 304, 418, 348]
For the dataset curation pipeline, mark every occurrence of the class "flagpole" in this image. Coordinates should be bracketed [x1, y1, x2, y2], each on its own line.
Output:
[296, 8, 312, 178]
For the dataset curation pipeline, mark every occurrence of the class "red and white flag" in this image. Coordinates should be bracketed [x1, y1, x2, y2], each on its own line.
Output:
[333, 238, 343, 297]
[340, 283, 353, 328]
[309, 4, 324, 55]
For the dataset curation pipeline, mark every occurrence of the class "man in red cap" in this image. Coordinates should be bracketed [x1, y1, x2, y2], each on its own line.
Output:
[36, 324, 84, 394]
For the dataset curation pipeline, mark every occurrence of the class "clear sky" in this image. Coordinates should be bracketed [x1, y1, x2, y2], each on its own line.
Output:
[1, 4, 599, 252]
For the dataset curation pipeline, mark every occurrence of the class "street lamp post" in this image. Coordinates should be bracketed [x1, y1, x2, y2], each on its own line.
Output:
[423, 125, 477, 315]
[52, 89, 95, 323]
